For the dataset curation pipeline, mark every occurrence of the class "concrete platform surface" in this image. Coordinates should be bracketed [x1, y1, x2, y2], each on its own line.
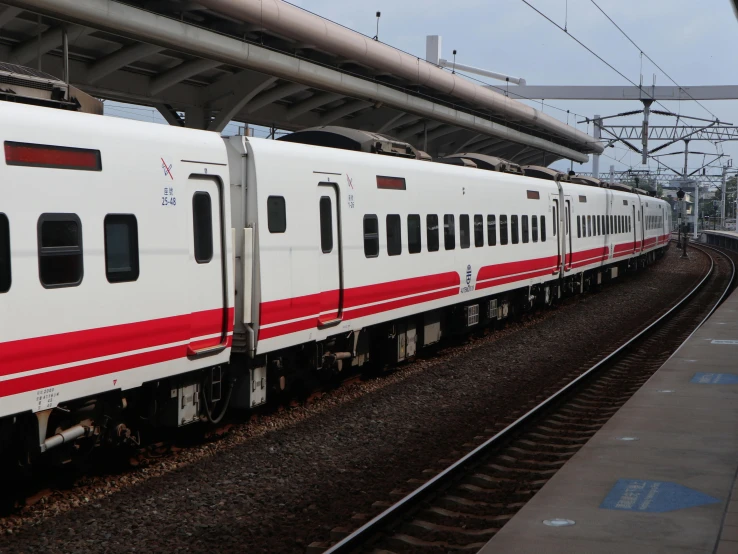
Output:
[480, 283, 738, 553]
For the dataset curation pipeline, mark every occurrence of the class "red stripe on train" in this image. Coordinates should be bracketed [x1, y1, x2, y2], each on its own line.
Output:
[0, 336, 234, 399]
[259, 272, 460, 326]
[0, 307, 234, 379]
[476, 255, 558, 282]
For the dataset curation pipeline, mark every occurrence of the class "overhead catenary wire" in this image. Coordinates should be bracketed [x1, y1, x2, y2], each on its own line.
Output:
[519, 0, 674, 116]
[587, 0, 719, 121]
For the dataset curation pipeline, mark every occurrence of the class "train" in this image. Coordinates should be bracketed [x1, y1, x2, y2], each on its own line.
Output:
[0, 90, 670, 470]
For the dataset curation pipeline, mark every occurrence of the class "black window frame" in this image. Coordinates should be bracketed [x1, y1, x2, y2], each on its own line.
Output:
[474, 214, 484, 247]
[104, 214, 139, 283]
[363, 214, 379, 258]
[37, 213, 84, 288]
[319, 196, 333, 253]
[426, 214, 440, 252]
[444, 214, 455, 250]
[532, 215, 538, 242]
[540, 215, 546, 242]
[521, 215, 529, 243]
[386, 214, 402, 256]
[577, 215, 581, 238]
[408, 214, 422, 254]
[487, 215, 497, 246]
[267, 196, 286, 233]
[192, 192, 213, 264]
[459, 214, 470, 249]
[0, 213, 10, 293]
[511, 215, 519, 244]
[500, 215, 509, 245]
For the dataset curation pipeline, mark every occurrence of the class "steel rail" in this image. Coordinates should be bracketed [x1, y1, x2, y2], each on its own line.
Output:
[326, 244, 729, 554]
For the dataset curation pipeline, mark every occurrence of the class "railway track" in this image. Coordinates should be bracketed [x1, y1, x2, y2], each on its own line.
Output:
[319, 243, 735, 554]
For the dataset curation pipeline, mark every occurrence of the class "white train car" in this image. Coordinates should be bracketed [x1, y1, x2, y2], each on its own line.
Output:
[0, 103, 234, 459]
[0, 98, 670, 469]
[225, 136, 671, 402]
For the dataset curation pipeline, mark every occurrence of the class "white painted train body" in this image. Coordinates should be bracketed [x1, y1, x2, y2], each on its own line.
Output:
[226, 137, 670, 360]
[0, 101, 669, 466]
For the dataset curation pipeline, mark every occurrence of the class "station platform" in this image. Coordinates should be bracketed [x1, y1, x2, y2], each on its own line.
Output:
[480, 286, 738, 553]
[703, 230, 738, 252]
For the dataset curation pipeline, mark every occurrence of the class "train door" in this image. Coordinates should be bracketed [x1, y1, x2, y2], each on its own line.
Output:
[632, 205, 637, 253]
[565, 198, 573, 270]
[551, 196, 561, 273]
[188, 176, 228, 356]
[317, 183, 343, 327]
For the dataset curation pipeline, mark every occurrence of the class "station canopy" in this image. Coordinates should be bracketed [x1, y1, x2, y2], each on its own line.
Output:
[0, 0, 602, 166]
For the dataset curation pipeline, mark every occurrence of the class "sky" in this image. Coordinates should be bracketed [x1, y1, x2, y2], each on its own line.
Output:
[109, 0, 738, 180]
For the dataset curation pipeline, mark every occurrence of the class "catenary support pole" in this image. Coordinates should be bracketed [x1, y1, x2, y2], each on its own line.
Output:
[592, 115, 601, 178]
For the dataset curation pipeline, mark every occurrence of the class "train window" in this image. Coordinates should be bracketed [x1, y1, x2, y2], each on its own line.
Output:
[487, 215, 497, 246]
[499, 215, 509, 245]
[193, 192, 213, 263]
[460, 214, 470, 249]
[521, 215, 529, 243]
[586, 215, 591, 237]
[408, 214, 422, 254]
[576, 216, 580, 238]
[37, 213, 83, 288]
[532, 215, 538, 243]
[386, 214, 401, 256]
[511, 215, 519, 244]
[444, 214, 455, 250]
[474, 215, 484, 247]
[427, 214, 439, 252]
[541, 216, 546, 242]
[0, 214, 9, 293]
[552, 206, 557, 236]
[267, 196, 286, 233]
[606, 215, 609, 234]
[597, 215, 601, 236]
[319, 197, 333, 253]
[104, 214, 139, 283]
[363, 215, 379, 257]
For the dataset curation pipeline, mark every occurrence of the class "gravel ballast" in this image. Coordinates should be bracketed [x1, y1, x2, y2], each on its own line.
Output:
[0, 247, 707, 553]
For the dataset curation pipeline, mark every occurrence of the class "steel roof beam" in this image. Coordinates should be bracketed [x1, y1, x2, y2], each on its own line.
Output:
[208, 74, 277, 132]
[0, 6, 22, 28]
[396, 121, 435, 140]
[9, 23, 91, 66]
[464, 137, 504, 153]
[87, 42, 164, 84]
[150, 58, 222, 95]
[245, 81, 309, 114]
[425, 125, 459, 143]
[319, 99, 371, 126]
[154, 103, 183, 126]
[378, 113, 420, 134]
[286, 91, 342, 121]
[493, 84, 738, 102]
